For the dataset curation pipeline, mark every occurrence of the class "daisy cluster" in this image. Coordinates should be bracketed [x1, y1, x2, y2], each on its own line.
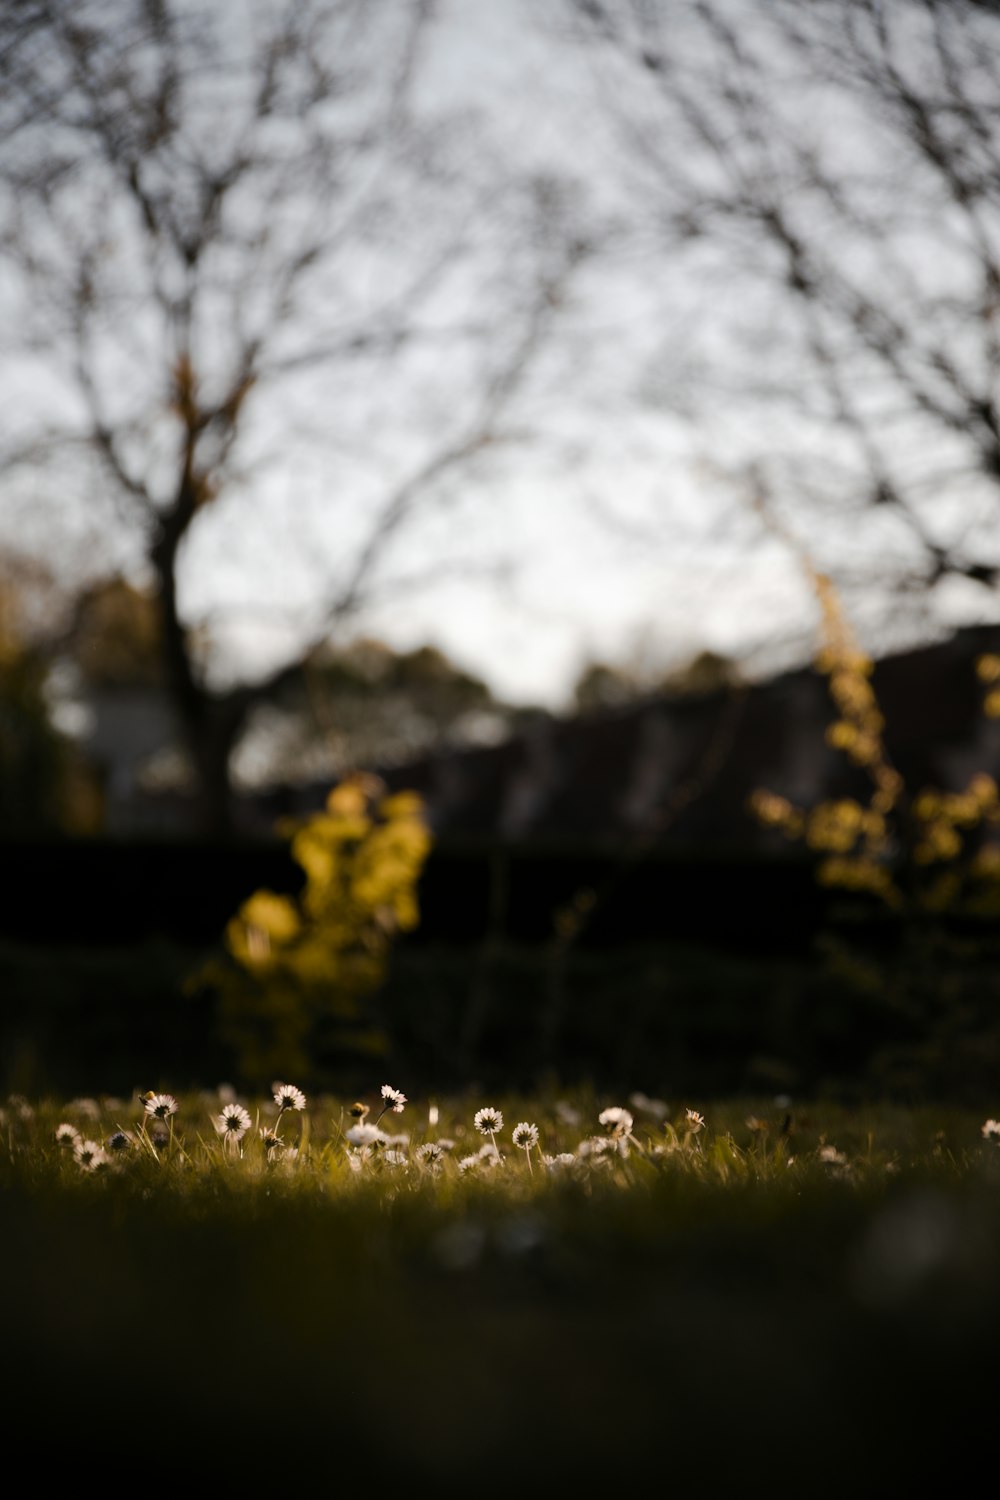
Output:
[45, 1084, 661, 1178]
[25, 1088, 1000, 1191]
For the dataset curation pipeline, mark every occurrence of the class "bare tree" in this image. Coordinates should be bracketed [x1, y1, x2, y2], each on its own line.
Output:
[563, 0, 1000, 632]
[0, 0, 579, 833]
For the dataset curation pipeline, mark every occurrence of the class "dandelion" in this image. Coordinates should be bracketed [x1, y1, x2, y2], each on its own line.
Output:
[598, 1107, 634, 1140]
[982, 1119, 1000, 1141]
[55, 1123, 81, 1148]
[380, 1084, 407, 1115]
[273, 1083, 307, 1114]
[142, 1093, 178, 1121]
[217, 1103, 252, 1143]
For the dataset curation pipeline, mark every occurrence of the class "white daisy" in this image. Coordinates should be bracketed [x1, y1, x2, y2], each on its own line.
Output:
[142, 1092, 178, 1120]
[55, 1123, 81, 1147]
[74, 1138, 105, 1170]
[416, 1142, 444, 1166]
[380, 1084, 407, 1114]
[555, 1100, 583, 1128]
[458, 1154, 480, 1173]
[629, 1092, 669, 1120]
[982, 1119, 1000, 1141]
[382, 1149, 409, 1168]
[577, 1135, 616, 1158]
[543, 1152, 577, 1170]
[684, 1109, 705, 1134]
[216, 1103, 252, 1140]
[474, 1106, 503, 1136]
[273, 1083, 307, 1113]
[512, 1122, 539, 1150]
[346, 1123, 388, 1147]
[598, 1106, 634, 1138]
[68, 1097, 100, 1121]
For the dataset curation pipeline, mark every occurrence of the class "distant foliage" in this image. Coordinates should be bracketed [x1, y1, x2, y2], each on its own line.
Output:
[751, 574, 1000, 914]
[201, 775, 432, 1084]
[0, 625, 100, 837]
[0, 643, 67, 835]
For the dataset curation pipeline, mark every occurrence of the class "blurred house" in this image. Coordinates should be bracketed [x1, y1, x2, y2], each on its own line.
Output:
[286, 624, 1000, 855]
[59, 617, 1000, 848]
[11, 620, 1000, 955]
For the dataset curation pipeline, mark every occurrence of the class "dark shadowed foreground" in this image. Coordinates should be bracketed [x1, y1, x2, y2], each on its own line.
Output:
[2, 1103, 998, 1489]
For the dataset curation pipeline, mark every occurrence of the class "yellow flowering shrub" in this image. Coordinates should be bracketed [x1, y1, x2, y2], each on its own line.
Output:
[202, 774, 432, 1084]
[750, 571, 1000, 913]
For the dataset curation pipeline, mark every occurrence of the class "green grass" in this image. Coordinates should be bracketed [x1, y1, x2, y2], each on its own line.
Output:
[4, 1087, 1000, 1487]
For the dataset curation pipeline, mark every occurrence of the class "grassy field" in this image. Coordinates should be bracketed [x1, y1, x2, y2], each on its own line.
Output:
[4, 1085, 1000, 1487]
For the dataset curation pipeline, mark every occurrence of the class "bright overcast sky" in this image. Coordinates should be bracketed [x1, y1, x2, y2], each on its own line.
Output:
[4, 0, 1000, 709]
[317, 0, 999, 704]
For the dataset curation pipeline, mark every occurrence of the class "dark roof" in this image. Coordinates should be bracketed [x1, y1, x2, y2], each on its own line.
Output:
[342, 624, 1000, 852]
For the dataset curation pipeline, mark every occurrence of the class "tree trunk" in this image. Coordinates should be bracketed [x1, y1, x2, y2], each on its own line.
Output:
[153, 494, 248, 839]
[185, 702, 244, 840]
